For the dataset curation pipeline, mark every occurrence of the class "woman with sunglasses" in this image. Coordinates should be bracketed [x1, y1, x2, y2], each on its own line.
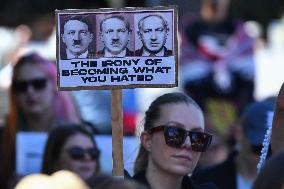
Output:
[42, 123, 100, 181]
[0, 53, 80, 188]
[132, 92, 217, 189]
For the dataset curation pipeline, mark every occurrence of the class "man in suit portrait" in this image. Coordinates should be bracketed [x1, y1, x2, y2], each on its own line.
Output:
[60, 15, 95, 59]
[98, 15, 134, 57]
[136, 14, 172, 56]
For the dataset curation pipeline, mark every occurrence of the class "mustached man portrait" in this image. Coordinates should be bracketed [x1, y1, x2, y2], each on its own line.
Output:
[60, 14, 96, 59]
[97, 14, 134, 57]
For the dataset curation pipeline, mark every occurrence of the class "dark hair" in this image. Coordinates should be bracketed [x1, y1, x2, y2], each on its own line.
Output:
[252, 150, 284, 189]
[41, 123, 100, 175]
[134, 92, 202, 174]
[60, 14, 93, 34]
[138, 14, 169, 32]
[100, 15, 131, 33]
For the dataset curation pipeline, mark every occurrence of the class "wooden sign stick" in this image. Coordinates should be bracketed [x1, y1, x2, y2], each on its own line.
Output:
[111, 89, 124, 176]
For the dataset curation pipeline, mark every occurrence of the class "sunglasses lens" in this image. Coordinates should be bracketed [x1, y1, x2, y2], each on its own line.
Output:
[13, 78, 47, 93]
[88, 148, 100, 160]
[164, 126, 186, 147]
[31, 79, 47, 90]
[68, 147, 85, 160]
[151, 125, 212, 151]
[13, 82, 28, 93]
[190, 132, 212, 152]
[68, 147, 99, 161]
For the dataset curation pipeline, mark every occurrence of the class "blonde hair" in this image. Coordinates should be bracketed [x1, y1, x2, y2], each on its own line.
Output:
[134, 92, 202, 174]
[15, 171, 89, 189]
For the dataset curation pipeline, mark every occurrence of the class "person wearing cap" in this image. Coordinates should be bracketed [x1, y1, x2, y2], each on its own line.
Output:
[191, 97, 275, 189]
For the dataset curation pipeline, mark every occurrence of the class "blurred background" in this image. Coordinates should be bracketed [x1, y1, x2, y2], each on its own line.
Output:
[0, 0, 284, 179]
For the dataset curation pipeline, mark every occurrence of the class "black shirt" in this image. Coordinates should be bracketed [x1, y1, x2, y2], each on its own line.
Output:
[132, 171, 218, 189]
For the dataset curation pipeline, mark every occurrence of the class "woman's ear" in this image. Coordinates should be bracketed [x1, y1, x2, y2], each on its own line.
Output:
[140, 131, 152, 152]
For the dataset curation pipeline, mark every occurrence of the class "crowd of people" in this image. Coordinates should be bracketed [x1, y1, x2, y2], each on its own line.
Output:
[2, 72, 284, 189]
[0, 0, 284, 188]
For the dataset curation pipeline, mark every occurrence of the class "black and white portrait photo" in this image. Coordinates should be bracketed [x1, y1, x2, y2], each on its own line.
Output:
[56, 7, 177, 90]
[135, 13, 173, 57]
[97, 15, 134, 57]
[60, 14, 96, 59]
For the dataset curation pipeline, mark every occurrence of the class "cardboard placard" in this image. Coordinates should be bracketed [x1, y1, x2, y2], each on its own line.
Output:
[56, 6, 178, 90]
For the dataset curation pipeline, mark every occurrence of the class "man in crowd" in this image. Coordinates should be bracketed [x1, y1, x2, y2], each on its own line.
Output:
[98, 15, 133, 57]
[136, 14, 172, 56]
[61, 15, 95, 59]
[192, 97, 275, 189]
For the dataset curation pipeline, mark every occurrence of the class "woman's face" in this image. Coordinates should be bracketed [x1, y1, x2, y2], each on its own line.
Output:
[59, 133, 97, 180]
[146, 103, 205, 176]
[14, 63, 55, 115]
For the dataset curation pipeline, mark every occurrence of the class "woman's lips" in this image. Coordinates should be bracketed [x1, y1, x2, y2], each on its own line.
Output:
[79, 165, 94, 173]
[173, 155, 192, 161]
[26, 98, 37, 106]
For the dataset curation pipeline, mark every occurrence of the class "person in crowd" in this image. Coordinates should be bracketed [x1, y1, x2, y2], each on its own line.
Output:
[131, 92, 217, 189]
[41, 124, 100, 181]
[271, 83, 284, 154]
[136, 14, 172, 56]
[252, 150, 284, 189]
[60, 15, 95, 59]
[98, 15, 134, 57]
[196, 127, 229, 169]
[191, 97, 275, 189]
[0, 53, 80, 188]
[180, 0, 255, 119]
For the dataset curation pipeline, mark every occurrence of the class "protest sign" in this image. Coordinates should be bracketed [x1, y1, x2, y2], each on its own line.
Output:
[56, 6, 178, 177]
[56, 6, 178, 90]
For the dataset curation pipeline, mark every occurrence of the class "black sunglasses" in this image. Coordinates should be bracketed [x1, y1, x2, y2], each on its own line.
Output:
[148, 125, 212, 152]
[67, 146, 100, 161]
[12, 78, 47, 93]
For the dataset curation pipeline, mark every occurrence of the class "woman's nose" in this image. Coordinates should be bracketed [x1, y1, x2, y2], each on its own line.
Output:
[181, 135, 192, 149]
